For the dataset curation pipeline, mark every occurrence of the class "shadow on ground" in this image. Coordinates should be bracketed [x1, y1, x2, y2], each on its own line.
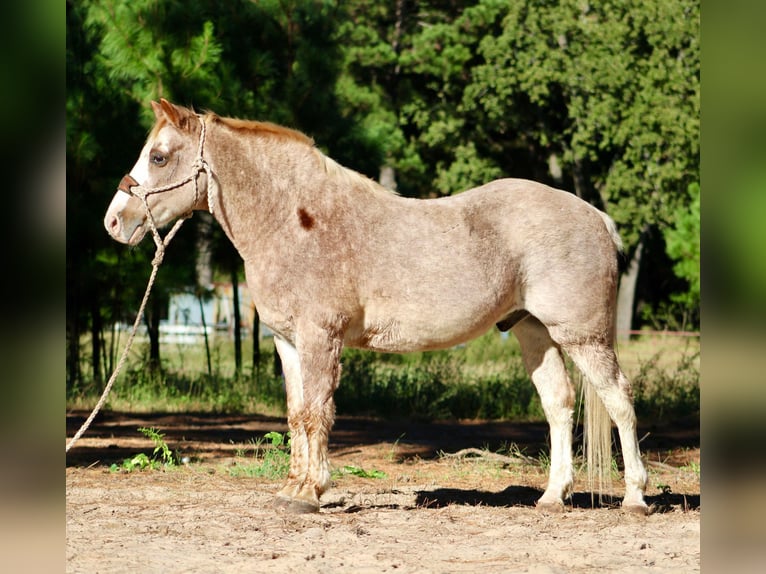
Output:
[413, 486, 700, 512]
[66, 410, 699, 473]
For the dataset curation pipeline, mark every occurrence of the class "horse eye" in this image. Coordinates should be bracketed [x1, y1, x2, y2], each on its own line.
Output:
[150, 152, 168, 166]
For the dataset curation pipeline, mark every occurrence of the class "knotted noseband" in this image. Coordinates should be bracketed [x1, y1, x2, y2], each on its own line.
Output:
[116, 114, 216, 261]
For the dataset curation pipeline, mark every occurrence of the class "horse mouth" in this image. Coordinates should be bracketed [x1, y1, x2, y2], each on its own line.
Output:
[127, 224, 148, 245]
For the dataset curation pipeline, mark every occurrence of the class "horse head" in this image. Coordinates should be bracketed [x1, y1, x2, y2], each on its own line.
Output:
[104, 99, 210, 245]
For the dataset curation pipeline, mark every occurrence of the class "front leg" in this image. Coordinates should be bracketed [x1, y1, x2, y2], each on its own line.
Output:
[273, 326, 344, 513]
[273, 337, 311, 510]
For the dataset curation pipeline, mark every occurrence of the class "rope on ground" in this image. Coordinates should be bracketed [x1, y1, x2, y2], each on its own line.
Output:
[441, 447, 536, 465]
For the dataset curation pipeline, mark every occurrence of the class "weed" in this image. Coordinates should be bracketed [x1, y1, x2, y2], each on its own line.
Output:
[535, 449, 551, 471]
[229, 431, 291, 479]
[387, 433, 406, 462]
[681, 461, 700, 475]
[110, 427, 177, 472]
[139, 426, 176, 466]
[656, 483, 673, 495]
[333, 465, 387, 479]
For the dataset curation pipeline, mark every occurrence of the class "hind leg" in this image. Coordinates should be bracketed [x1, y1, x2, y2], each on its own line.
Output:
[513, 317, 575, 511]
[565, 343, 648, 514]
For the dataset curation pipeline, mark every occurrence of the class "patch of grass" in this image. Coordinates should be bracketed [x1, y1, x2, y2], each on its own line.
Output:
[71, 330, 699, 425]
[681, 460, 700, 475]
[631, 347, 700, 423]
[229, 431, 291, 479]
[333, 465, 387, 479]
[387, 433, 406, 462]
[336, 344, 540, 421]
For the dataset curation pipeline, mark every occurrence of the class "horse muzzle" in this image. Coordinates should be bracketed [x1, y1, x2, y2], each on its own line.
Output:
[105, 175, 148, 245]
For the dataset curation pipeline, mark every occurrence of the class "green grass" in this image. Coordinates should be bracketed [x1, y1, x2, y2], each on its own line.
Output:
[70, 330, 699, 424]
[229, 431, 292, 479]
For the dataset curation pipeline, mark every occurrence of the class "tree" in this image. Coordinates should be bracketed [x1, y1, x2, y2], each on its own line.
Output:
[464, 0, 699, 331]
[661, 182, 700, 327]
[340, 0, 699, 329]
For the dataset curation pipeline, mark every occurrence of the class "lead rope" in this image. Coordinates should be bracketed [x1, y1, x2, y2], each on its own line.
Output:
[66, 116, 212, 453]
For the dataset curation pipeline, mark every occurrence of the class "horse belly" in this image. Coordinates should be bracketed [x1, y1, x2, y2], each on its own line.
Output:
[349, 295, 506, 353]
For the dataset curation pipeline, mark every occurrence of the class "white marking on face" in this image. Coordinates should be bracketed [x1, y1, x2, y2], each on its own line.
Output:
[109, 190, 132, 212]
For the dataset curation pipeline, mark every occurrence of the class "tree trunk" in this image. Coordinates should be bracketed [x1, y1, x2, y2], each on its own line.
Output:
[196, 212, 215, 377]
[195, 212, 215, 291]
[548, 152, 563, 185]
[231, 265, 242, 377]
[379, 164, 398, 192]
[90, 295, 103, 387]
[273, 343, 283, 378]
[146, 295, 162, 373]
[66, 298, 81, 391]
[252, 303, 260, 375]
[198, 292, 212, 377]
[616, 237, 644, 342]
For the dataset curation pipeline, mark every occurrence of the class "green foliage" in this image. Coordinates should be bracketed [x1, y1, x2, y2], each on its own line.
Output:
[663, 182, 701, 308]
[140, 426, 176, 466]
[462, 0, 700, 246]
[229, 431, 291, 479]
[632, 347, 700, 422]
[109, 426, 177, 472]
[335, 335, 542, 421]
[333, 465, 387, 480]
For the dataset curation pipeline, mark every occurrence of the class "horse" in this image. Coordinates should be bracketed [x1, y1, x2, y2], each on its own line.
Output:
[104, 99, 648, 515]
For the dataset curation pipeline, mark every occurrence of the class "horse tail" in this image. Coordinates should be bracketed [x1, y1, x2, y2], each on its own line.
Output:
[581, 207, 620, 505]
[596, 209, 624, 253]
[583, 376, 613, 507]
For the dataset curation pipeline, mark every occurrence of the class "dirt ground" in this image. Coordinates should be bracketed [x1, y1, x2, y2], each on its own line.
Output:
[66, 411, 700, 573]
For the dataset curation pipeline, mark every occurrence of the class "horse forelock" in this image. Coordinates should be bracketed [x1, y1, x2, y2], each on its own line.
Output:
[148, 116, 169, 141]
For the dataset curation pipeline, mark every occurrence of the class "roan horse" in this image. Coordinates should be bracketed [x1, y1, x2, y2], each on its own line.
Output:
[104, 99, 648, 515]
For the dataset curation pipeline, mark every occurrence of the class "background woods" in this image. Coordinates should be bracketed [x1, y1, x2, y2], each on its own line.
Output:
[66, 0, 699, 403]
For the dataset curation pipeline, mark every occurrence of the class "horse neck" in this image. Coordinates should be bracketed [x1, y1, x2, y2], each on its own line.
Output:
[206, 124, 318, 254]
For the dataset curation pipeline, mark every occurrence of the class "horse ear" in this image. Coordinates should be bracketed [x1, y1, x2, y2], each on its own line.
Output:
[157, 98, 196, 130]
[159, 98, 183, 127]
[151, 100, 163, 120]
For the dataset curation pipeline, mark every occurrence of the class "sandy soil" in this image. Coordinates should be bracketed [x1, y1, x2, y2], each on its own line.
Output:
[66, 411, 700, 573]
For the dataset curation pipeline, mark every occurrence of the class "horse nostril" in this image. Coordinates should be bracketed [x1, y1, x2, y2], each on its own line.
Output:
[107, 214, 120, 235]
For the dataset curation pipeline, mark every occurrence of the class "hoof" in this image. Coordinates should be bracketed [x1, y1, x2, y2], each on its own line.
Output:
[536, 499, 565, 513]
[274, 495, 320, 514]
[623, 501, 650, 516]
